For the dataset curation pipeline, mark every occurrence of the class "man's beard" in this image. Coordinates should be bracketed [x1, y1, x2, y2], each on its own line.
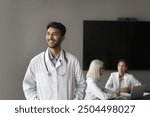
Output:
[47, 39, 61, 48]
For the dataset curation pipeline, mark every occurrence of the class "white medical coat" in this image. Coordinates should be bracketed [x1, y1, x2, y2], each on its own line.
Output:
[23, 49, 86, 100]
[105, 72, 141, 92]
[84, 78, 116, 100]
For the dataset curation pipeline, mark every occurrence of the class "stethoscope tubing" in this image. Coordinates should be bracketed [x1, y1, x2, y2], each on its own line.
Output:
[44, 49, 67, 76]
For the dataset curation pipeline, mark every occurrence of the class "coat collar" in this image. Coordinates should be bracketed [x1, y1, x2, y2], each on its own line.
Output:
[117, 72, 127, 80]
[45, 48, 66, 68]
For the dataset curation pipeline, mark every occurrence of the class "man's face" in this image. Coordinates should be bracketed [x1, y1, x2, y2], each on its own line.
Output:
[45, 27, 64, 48]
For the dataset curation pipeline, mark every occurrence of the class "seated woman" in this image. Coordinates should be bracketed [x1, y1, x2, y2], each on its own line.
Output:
[84, 59, 117, 100]
[105, 59, 142, 96]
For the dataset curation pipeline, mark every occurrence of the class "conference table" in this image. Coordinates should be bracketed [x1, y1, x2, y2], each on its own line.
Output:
[135, 91, 150, 100]
[109, 91, 150, 100]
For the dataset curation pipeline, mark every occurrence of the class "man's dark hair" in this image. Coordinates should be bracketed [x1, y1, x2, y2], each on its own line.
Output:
[47, 22, 66, 37]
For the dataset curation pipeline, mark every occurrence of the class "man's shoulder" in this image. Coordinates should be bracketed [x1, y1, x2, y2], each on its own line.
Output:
[65, 51, 78, 60]
[30, 51, 44, 62]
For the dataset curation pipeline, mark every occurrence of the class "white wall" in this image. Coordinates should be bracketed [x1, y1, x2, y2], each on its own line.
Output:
[0, 0, 150, 99]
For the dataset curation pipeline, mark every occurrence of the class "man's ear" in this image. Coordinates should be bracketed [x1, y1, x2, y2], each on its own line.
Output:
[125, 66, 128, 72]
[61, 36, 65, 41]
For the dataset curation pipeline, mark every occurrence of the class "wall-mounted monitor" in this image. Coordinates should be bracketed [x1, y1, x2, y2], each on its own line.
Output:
[83, 20, 150, 70]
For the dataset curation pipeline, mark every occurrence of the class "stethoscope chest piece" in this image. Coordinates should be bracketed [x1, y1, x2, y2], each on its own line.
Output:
[47, 72, 51, 76]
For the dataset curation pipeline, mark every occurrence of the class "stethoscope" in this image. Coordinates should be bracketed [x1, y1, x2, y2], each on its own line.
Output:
[44, 49, 68, 76]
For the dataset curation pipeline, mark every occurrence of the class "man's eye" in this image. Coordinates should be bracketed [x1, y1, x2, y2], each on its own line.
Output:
[53, 33, 58, 36]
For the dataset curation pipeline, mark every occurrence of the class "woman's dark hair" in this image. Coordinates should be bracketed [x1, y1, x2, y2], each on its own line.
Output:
[47, 22, 66, 36]
[117, 58, 128, 69]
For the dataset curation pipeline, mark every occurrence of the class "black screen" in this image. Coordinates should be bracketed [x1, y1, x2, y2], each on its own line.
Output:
[83, 20, 150, 70]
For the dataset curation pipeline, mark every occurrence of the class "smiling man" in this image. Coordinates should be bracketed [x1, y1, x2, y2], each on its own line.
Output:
[23, 22, 86, 100]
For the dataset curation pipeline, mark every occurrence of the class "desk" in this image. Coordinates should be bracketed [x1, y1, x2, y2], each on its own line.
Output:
[135, 92, 150, 100]
[109, 92, 150, 100]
